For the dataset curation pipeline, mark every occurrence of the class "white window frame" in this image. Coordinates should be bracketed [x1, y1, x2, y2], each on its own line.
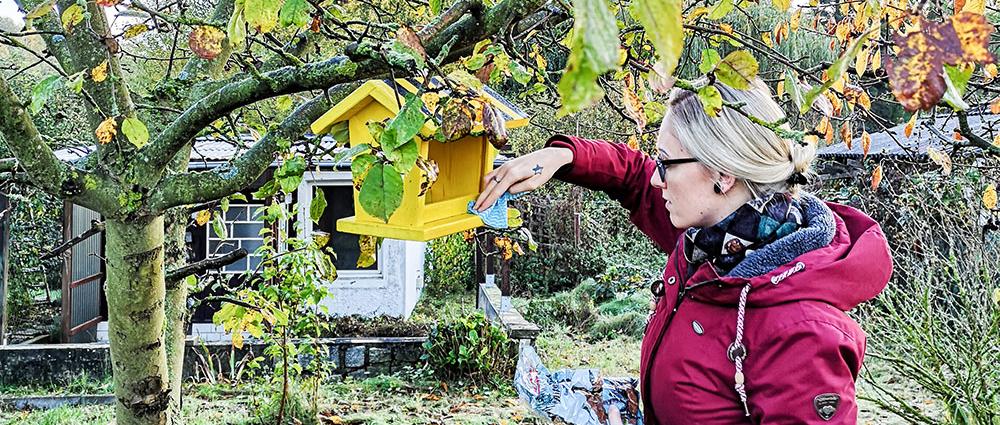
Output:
[297, 170, 387, 282]
[204, 203, 267, 275]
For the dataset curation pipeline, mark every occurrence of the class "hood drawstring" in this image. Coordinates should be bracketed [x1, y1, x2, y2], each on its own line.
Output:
[729, 261, 807, 417]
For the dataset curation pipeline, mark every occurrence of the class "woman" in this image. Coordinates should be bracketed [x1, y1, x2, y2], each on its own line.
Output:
[474, 77, 892, 424]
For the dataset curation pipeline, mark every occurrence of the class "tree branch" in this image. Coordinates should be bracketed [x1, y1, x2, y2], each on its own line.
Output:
[147, 88, 352, 211]
[138, 0, 551, 184]
[165, 248, 248, 282]
[41, 220, 106, 260]
[956, 110, 1000, 156]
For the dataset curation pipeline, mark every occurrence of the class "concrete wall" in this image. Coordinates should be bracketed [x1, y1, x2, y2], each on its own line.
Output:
[0, 337, 427, 387]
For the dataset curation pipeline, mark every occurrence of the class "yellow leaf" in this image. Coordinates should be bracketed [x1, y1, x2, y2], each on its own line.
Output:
[622, 73, 646, 132]
[991, 97, 1000, 114]
[790, 9, 801, 31]
[992, 133, 1000, 147]
[719, 23, 734, 35]
[761, 31, 773, 48]
[91, 60, 108, 83]
[772, 0, 790, 12]
[962, 0, 985, 14]
[776, 79, 785, 98]
[421, 92, 440, 112]
[992, 287, 1000, 306]
[61, 4, 84, 32]
[862, 130, 872, 157]
[123, 24, 149, 39]
[357, 235, 377, 268]
[627, 135, 640, 150]
[925, 147, 952, 175]
[870, 48, 881, 72]
[840, 122, 852, 144]
[904, 113, 917, 138]
[985, 63, 998, 80]
[95, 116, 117, 144]
[871, 164, 883, 190]
[858, 90, 872, 110]
[25, 0, 55, 19]
[983, 183, 997, 209]
[195, 210, 211, 226]
[855, 47, 869, 77]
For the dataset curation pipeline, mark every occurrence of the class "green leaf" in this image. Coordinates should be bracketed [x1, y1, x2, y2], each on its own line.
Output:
[252, 180, 277, 200]
[942, 67, 970, 111]
[358, 163, 404, 222]
[66, 72, 84, 94]
[275, 156, 307, 193]
[464, 54, 487, 70]
[708, 0, 734, 20]
[279, 0, 310, 27]
[244, 0, 280, 32]
[944, 64, 973, 98]
[386, 139, 419, 174]
[310, 187, 327, 223]
[430, 0, 442, 15]
[333, 143, 371, 165]
[630, 0, 684, 77]
[557, 0, 620, 116]
[784, 71, 804, 112]
[212, 213, 228, 239]
[509, 61, 532, 85]
[697, 85, 723, 117]
[330, 121, 350, 145]
[121, 117, 150, 148]
[447, 69, 484, 91]
[713, 50, 758, 90]
[351, 153, 378, 183]
[30, 75, 63, 114]
[227, 4, 247, 47]
[230, 193, 248, 202]
[800, 28, 875, 115]
[380, 94, 425, 152]
[698, 49, 722, 75]
[386, 39, 426, 70]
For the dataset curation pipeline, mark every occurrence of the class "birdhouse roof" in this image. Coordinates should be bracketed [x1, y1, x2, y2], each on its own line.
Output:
[310, 78, 529, 136]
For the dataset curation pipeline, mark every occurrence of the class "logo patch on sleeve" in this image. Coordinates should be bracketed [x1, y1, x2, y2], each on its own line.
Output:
[813, 393, 841, 420]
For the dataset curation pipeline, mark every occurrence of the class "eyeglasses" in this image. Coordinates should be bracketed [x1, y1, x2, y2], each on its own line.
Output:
[655, 157, 699, 181]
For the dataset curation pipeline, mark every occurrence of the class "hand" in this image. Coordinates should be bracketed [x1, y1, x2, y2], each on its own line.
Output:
[473, 147, 573, 212]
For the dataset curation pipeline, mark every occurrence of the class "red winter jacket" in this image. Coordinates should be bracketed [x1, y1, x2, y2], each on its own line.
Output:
[545, 135, 892, 424]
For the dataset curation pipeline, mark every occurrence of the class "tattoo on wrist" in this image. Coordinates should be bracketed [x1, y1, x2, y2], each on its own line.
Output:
[532, 164, 543, 175]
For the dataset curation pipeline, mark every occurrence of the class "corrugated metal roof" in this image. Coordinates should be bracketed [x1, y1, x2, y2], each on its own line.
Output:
[817, 110, 997, 158]
[54, 134, 341, 165]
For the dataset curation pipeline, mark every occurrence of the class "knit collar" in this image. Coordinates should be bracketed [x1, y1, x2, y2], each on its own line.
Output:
[684, 192, 804, 276]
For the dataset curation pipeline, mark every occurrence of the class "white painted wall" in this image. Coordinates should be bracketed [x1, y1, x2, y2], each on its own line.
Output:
[297, 171, 426, 319]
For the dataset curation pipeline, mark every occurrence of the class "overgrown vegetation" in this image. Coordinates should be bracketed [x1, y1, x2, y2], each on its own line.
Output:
[421, 312, 517, 387]
[817, 161, 1000, 424]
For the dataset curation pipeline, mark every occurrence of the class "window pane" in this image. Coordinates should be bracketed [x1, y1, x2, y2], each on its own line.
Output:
[232, 223, 265, 238]
[315, 185, 377, 271]
[224, 256, 248, 272]
[242, 239, 263, 254]
[225, 207, 250, 221]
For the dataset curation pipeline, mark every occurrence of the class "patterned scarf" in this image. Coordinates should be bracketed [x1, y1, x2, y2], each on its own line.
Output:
[684, 192, 804, 276]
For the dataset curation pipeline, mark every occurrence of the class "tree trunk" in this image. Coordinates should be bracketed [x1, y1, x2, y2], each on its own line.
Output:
[163, 145, 194, 422]
[105, 217, 173, 425]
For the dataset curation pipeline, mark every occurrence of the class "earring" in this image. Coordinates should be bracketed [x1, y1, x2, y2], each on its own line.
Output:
[713, 182, 723, 194]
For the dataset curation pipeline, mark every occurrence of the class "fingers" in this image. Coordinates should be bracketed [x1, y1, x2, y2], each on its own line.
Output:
[474, 172, 504, 211]
[508, 174, 543, 194]
[474, 173, 514, 212]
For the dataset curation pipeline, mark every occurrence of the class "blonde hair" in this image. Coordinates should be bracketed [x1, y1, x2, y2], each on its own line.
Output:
[664, 77, 815, 197]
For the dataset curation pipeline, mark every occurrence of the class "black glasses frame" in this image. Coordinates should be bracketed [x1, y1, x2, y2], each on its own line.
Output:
[655, 157, 699, 181]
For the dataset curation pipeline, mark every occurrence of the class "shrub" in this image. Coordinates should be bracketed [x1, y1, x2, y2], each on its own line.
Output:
[521, 281, 599, 331]
[596, 293, 650, 317]
[424, 232, 474, 295]
[588, 311, 648, 341]
[421, 312, 516, 386]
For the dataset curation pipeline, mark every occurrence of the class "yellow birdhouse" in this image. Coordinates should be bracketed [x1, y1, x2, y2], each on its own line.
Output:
[309, 78, 528, 241]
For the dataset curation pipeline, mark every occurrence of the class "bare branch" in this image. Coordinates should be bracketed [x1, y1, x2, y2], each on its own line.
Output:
[166, 248, 249, 282]
[41, 220, 106, 260]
